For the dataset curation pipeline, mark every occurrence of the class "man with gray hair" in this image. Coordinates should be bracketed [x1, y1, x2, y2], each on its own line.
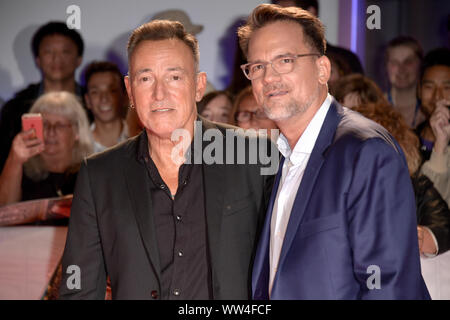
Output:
[59, 19, 275, 300]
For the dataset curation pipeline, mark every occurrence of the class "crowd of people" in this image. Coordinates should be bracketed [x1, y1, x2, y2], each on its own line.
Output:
[0, 0, 448, 300]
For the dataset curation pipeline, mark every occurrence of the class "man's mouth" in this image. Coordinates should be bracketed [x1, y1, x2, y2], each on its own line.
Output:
[99, 105, 112, 112]
[152, 108, 174, 112]
[266, 90, 288, 98]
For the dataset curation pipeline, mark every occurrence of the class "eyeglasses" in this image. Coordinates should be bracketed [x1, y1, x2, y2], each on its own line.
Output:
[241, 53, 321, 80]
[43, 121, 73, 133]
[235, 109, 268, 123]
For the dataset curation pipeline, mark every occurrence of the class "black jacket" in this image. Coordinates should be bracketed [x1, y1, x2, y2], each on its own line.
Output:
[413, 173, 450, 254]
[59, 119, 275, 299]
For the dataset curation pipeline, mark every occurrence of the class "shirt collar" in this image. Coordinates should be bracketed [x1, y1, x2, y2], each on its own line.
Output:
[137, 122, 199, 165]
[277, 93, 332, 165]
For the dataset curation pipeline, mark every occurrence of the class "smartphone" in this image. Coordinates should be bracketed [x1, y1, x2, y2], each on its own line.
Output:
[21, 113, 43, 141]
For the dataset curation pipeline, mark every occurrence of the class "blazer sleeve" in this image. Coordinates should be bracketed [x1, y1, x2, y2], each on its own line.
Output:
[59, 159, 107, 299]
[346, 138, 429, 300]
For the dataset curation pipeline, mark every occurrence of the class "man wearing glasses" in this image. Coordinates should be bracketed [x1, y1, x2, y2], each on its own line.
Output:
[238, 4, 430, 299]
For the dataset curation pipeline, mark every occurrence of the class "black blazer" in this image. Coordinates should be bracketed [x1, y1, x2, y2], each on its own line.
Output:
[59, 119, 274, 299]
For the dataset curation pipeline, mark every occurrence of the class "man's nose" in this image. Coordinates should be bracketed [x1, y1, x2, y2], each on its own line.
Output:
[434, 86, 444, 100]
[262, 64, 281, 84]
[100, 91, 110, 103]
[51, 51, 63, 63]
[153, 79, 166, 101]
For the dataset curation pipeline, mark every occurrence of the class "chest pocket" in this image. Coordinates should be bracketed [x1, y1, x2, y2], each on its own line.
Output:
[224, 194, 255, 216]
[299, 214, 341, 238]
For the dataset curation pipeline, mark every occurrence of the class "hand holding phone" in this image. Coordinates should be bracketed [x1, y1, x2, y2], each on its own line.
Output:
[7, 113, 45, 164]
[22, 113, 44, 141]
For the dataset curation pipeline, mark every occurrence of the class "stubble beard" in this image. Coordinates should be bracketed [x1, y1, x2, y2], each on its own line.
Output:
[262, 87, 319, 121]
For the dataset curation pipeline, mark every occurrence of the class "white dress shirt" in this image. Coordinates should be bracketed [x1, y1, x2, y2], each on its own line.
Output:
[269, 94, 332, 296]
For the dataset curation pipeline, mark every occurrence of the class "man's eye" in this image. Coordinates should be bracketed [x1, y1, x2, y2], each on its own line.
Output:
[281, 58, 295, 64]
[251, 64, 264, 72]
[172, 75, 181, 81]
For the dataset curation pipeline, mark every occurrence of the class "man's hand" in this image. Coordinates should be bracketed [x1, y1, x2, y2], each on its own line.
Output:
[430, 99, 450, 155]
[10, 129, 45, 164]
[417, 225, 438, 255]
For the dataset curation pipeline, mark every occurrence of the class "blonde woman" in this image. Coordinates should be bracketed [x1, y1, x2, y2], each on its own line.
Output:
[0, 91, 93, 206]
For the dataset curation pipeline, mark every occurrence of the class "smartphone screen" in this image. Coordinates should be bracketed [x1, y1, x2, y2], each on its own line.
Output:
[21, 113, 44, 141]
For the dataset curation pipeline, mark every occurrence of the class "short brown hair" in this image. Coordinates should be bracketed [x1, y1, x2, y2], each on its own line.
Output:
[127, 20, 200, 71]
[238, 4, 326, 58]
[84, 61, 125, 92]
[386, 36, 423, 63]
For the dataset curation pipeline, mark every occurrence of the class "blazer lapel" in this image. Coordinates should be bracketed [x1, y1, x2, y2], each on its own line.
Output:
[200, 119, 225, 275]
[123, 133, 161, 280]
[252, 156, 284, 299]
[276, 101, 342, 272]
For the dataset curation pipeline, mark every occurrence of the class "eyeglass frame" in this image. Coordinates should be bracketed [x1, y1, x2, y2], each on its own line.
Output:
[43, 121, 74, 133]
[235, 109, 268, 123]
[240, 53, 322, 80]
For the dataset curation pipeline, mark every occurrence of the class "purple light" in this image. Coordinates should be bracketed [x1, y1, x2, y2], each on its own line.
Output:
[351, 0, 358, 52]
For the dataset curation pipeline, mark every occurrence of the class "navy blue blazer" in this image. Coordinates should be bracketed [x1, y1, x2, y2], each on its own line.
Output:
[252, 100, 430, 300]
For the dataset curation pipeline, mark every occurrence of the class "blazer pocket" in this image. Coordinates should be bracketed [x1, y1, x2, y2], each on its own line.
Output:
[224, 194, 254, 216]
[299, 214, 341, 238]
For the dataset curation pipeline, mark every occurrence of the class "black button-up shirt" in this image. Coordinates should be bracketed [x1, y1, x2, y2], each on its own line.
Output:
[138, 131, 212, 300]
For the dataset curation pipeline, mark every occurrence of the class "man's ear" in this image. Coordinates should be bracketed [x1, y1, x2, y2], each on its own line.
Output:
[35, 56, 41, 69]
[195, 72, 207, 102]
[124, 75, 134, 106]
[76, 56, 82, 69]
[84, 93, 92, 110]
[316, 55, 331, 85]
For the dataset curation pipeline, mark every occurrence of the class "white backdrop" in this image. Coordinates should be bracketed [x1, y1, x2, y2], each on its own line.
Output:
[0, 0, 338, 102]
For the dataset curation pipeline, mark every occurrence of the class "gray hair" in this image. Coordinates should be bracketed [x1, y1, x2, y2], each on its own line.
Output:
[24, 91, 93, 181]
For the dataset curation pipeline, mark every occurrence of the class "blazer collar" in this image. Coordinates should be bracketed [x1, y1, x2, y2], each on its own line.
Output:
[123, 132, 162, 282]
[197, 118, 226, 286]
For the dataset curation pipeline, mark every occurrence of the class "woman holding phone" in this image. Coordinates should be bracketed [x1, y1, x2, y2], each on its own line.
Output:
[0, 91, 93, 206]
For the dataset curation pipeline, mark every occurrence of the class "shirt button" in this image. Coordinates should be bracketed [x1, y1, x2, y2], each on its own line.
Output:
[178, 251, 183, 257]
[173, 289, 181, 296]
[182, 179, 188, 186]
[160, 184, 166, 190]
[151, 290, 158, 299]
[176, 215, 182, 222]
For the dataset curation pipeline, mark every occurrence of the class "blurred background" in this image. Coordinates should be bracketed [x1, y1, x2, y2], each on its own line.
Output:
[0, 0, 448, 104]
